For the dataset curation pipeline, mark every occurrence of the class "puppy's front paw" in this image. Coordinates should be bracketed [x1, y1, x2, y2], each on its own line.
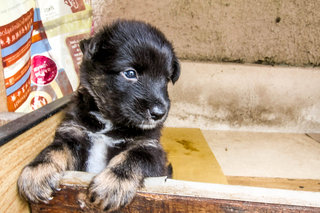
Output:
[88, 169, 140, 212]
[17, 164, 62, 203]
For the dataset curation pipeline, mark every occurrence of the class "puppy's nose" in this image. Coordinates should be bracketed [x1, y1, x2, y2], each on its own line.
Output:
[149, 105, 166, 120]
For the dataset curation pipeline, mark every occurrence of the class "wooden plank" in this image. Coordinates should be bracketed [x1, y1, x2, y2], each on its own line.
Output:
[227, 176, 320, 192]
[0, 111, 65, 213]
[125, 193, 320, 213]
[161, 128, 227, 184]
[0, 46, 8, 112]
[31, 189, 320, 213]
[30, 171, 320, 213]
[0, 94, 71, 146]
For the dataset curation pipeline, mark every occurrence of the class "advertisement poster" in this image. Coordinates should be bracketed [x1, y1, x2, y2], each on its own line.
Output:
[0, 0, 92, 112]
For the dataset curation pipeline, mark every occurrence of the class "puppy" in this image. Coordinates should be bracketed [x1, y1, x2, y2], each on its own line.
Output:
[18, 20, 180, 212]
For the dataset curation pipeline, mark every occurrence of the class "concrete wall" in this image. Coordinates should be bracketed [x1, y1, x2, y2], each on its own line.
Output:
[93, 0, 320, 66]
[166, 62, 320, 133]
[91, 1, 320, 132]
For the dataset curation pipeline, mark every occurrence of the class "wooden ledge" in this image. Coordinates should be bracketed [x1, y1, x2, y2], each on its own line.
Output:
[0, 95, 71, 146]
[30, 171, 320, 212]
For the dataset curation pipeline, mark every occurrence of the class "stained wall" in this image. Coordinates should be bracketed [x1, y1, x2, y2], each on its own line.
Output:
[92, 0, 320, 132]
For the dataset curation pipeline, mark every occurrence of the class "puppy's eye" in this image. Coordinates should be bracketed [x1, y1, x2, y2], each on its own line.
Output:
[122, 69, 138, 80]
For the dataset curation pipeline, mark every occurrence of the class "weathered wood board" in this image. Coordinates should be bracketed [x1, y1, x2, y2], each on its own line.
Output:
[0, 112, 64, 213]
[227, 176, 320, 192]
[30, 171, 320, 213]
[161, 127, 227, 184]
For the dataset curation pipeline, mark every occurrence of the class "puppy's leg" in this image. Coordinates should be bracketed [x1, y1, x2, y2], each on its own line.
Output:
[17, 143, 75, 203]
[17, 123, 86, 203]
[88, 139, 167, 212]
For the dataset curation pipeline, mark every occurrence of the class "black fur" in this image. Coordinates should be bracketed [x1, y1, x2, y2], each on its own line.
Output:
[18, 20, 180, 212]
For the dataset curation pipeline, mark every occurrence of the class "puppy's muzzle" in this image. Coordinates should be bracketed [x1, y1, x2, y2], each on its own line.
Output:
[149, 105, 166, 121]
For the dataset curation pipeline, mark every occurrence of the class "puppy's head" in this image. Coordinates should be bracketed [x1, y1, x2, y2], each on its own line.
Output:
[79, 20, 180, 129]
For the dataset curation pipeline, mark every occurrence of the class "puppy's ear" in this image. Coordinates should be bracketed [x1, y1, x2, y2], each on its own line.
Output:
[171, 56, 180, 84]
[79, 38, 98, 60]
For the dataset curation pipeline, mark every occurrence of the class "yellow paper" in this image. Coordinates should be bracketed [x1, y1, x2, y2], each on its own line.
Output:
[161, 127, 228, 184]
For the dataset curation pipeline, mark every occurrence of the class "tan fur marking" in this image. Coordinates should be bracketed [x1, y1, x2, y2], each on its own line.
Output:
[18, 145, 75, 203]
[18, 163, 61, 203]
[108, 151, 143, 183]
[88, 168, 141, 212]
[48, 146, 76, 171]
[107, 151, 128, 168]
[57, 122, 86, 138]
[88, 152, 143, 212]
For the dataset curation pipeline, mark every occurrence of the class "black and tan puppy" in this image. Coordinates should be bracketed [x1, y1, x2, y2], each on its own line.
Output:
[18, 20, 180, 212]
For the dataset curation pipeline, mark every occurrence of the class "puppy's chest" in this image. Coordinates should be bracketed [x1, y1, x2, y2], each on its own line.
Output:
[85, 130, 124, 174]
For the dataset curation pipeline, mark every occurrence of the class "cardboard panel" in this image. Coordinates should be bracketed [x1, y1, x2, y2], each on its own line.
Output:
[0, 47, 8, 112]
[161, 127, 227, 184]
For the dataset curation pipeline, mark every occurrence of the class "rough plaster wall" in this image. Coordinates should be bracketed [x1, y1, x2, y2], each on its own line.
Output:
[166, 62, 320, 133]
[92, 0, 320, 66]
[91, 1, 320, 132]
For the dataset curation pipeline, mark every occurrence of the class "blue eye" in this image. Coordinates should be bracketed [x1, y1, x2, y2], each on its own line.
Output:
[122, 70, 137, 80]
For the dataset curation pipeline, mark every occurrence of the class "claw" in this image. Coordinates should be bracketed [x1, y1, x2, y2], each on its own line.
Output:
[103, 204, 112, 212]
[89, 193, 97, 203]
[41, 199, 49, 204]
